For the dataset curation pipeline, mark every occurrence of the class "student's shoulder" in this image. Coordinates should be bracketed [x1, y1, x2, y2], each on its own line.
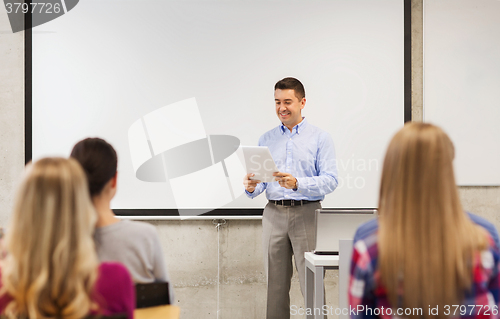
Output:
[98, 262, 132, 279]
[467, 212, 500, 247]
[125, 221, 162, 247]
[0, 268, 12, 312]
[117, 220, 158, 235]
[352, 220, 379, 263]
[125, 220, 157, 230]
[95, 262, 134, 304]
[353, 218, 379, 243]
[468, 212, 495, 229]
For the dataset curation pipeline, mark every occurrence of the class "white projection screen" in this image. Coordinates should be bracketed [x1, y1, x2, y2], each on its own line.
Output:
[30, 0, 406, 217]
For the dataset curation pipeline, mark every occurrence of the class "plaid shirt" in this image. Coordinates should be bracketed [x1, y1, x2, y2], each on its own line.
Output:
[349, 227, 500, 319]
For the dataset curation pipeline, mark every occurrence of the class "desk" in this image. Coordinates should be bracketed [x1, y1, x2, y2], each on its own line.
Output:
[134, 305, 180, 319]
[305, 252, 338, 319]
[305, 240, 353, 319]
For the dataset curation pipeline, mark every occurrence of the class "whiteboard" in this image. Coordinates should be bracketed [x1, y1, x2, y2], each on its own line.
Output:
[424, 0, 500, 186]
[31, 0, 405, 214]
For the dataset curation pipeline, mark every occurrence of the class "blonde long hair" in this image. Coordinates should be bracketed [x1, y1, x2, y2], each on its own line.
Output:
[378, 123, 487, 318]
[1, 158, 100, 319]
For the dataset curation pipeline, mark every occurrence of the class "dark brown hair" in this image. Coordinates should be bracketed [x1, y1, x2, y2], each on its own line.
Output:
[70, 138, 117, 197]
[274, 77, 305, 100]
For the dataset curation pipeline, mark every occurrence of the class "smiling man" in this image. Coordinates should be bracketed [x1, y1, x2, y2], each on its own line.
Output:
[244, 77, 338, 319]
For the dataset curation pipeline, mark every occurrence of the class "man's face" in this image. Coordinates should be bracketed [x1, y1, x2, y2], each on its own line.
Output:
[274, 89, 305, 128]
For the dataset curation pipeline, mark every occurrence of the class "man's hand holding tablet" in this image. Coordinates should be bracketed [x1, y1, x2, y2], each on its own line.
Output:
[243, 173, 261, 193]
[273, 172, 298, 190]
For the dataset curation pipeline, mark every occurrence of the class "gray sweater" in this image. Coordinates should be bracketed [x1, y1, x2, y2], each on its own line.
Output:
[94, 220, 175, 303]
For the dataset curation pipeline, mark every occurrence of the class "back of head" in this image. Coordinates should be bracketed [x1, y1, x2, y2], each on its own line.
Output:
[2, 158, 99, 319]
[70, 138, 118, 197]
[274, 77, 305, 100]
[378, 122, 487, 317]
[379, 122, 457, 215]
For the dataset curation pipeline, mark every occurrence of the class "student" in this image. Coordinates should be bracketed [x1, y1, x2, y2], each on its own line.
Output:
[70, 138, 174, 302]
[349, 123, 499, 319]
[0, 158, 135, 319]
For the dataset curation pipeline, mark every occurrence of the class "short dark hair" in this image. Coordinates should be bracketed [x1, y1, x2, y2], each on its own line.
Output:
[274, 77, 305, 100]
[70, 138, 118, 197]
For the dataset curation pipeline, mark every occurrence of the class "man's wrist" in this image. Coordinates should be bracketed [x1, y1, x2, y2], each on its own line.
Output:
[293, 178, 298, 191]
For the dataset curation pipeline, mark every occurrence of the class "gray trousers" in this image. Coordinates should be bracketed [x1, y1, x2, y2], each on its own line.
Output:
[262, 201, 321, 319]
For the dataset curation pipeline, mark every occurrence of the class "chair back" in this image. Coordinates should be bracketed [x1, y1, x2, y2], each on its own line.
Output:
[135, 282, 170, 309]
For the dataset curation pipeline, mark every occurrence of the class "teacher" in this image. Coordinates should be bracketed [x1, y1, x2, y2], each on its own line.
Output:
[244, 77, 338, 319]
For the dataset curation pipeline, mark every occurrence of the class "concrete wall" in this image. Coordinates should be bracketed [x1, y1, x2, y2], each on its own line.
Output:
[0, 11, 24, 228]
[1, 2, 499, 319]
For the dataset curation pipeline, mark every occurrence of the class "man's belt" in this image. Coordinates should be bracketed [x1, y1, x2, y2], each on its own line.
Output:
[269, 199, 320, 207]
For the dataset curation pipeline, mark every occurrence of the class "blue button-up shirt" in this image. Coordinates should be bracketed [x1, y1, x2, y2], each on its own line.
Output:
[246, 118, 338, 201]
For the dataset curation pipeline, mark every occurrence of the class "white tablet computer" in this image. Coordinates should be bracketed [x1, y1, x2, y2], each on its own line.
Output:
[241, 146, 279, 183]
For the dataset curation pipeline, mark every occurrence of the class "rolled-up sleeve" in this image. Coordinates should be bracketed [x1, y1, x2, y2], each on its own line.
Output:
[245, 182, 267, 199]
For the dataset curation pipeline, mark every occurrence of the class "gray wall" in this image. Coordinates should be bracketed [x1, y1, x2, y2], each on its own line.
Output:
[1, 2, 499, 318]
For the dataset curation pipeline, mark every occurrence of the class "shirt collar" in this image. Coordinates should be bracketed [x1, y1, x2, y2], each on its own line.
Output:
[280, 117, 307, 135]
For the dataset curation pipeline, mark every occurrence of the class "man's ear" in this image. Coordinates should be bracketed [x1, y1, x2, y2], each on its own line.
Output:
[111, 172, 118, 188]
[300, 98, 306, 110]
